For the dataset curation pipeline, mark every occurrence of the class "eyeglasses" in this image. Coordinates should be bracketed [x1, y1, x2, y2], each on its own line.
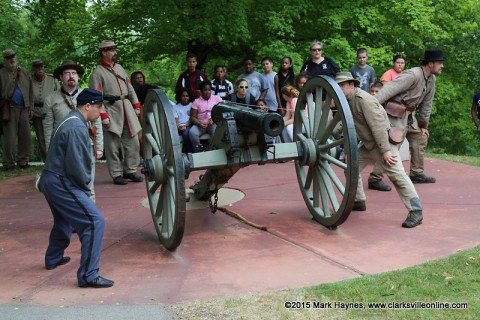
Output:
[311, 48, 322, 52]
[238, 85, 248, 89]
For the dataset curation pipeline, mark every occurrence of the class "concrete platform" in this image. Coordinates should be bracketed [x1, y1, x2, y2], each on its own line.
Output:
[0, 158, 479, 309]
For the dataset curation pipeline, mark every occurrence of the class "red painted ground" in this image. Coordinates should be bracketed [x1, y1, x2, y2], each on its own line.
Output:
[0, 158, 479, 306]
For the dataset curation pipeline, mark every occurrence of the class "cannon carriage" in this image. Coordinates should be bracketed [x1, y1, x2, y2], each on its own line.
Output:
[141, 76, 358, 250]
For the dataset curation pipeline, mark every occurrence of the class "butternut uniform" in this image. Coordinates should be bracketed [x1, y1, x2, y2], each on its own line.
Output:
[0, 65, 32, 169]
[32, 73, 59, 161]
[374, 66, 435, 177]
[89, 61, 142, 179]
[348, 87, 422, 213]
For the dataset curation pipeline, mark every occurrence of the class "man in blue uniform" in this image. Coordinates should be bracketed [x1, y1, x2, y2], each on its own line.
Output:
[39, 88, 114, 288]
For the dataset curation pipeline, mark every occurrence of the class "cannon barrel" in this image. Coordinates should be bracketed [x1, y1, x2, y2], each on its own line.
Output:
[211, 101, 284, 137]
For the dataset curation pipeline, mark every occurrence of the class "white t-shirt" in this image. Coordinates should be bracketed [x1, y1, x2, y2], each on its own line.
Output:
[174, 102, 192, 126]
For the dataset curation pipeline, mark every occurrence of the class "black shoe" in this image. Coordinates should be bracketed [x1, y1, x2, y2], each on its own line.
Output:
[402, 210, 423, 228]
[368, 180, 392, 191]
[352, 201, 366, 211]
[79, 276, 114, 288]
[46, 256, 71, 270]
[113, 176, 128, 185]
[123, 172, 144, 182]
[410, 174, 436, 184]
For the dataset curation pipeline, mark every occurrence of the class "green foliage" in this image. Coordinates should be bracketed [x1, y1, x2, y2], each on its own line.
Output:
[2, 0, 480, 155]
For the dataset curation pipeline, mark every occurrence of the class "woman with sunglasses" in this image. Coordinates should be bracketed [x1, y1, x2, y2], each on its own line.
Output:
[300, 40, 339, 78]
[227, 79, 256, 108]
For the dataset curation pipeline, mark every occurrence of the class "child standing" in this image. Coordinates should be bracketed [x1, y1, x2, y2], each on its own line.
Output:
[210, 65, 234, 99]
[369, 81, 383, 96]
[274, 57, 295, 116]
[174, 89, 194, 153]
[350, 48, 377, 93]
[261, 57, 278, 113]
[175, 52, 208, 102]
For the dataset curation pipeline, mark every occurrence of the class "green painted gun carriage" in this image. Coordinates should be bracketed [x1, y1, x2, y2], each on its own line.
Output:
[141, 76, 358, 250]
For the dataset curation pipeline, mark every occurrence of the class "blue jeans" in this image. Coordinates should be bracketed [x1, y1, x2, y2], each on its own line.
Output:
[180, 127, 193, 153]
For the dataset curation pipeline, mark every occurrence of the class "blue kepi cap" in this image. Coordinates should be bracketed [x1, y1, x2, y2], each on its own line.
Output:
[77, 88, 104, 105]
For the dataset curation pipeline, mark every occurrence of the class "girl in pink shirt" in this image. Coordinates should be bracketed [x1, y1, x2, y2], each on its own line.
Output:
[189, 80, 223, 152]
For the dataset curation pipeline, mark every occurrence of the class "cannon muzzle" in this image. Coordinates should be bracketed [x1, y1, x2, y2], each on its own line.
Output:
[211, 102, 284, 137]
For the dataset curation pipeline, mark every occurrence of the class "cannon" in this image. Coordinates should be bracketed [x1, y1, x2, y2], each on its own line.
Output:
[141, 76, 358, 250]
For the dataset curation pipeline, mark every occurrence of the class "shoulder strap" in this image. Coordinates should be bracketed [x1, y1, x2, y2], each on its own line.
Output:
[61, 93, 75, 110]
[101, 65, 127, 84]
[52, 115, 80, 140]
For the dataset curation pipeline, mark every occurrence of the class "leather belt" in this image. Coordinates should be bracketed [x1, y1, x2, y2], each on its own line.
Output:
[404, 104, 416, 112]
[34, 103, 44, 108]
[104, 94, 129, 102]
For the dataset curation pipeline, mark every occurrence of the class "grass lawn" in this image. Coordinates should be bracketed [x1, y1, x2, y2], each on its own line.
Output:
[0, 165, 43, 180]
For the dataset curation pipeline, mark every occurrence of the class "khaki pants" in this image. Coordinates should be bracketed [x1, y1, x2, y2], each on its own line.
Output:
[369, 112, 428, 181]
[104, 124, 140, 179]
[1, 105, 31, 168]
[356, 143, 422, 212]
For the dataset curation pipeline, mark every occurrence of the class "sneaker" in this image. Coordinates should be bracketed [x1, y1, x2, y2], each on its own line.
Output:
[368, 180, 392, 191]
[113, 176, 128, 185]
[123, 172, 144, 182]
[402, 210, 423, 228]
[409, 174, 436, 184]
[352, 200, 366, 211]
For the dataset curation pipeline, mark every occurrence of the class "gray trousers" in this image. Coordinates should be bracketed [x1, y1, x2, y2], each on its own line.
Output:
[356, 143, 422, 212]
[189, 124, 216, 151]
[104, 124, 140, 179]
[1, 105, 31, 168]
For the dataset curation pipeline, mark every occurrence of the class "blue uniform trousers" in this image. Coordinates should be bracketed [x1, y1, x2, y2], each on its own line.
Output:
[40, 170, 105, 286]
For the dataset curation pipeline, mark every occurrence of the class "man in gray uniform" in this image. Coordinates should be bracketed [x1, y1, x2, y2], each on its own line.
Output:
[336, 72, 423, 228]
[89, 40, 143, 185]
[31, 59, 60, 162]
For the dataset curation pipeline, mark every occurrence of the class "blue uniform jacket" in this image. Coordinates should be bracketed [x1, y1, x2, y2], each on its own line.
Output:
[43, 109, 92, 194]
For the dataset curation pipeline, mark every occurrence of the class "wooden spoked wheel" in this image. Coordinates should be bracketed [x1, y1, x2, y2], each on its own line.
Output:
[142, 89, 186, 250]
[293, 76, 358, 228]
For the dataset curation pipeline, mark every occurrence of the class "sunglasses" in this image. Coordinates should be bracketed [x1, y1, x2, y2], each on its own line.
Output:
[238, 85, 248, 89]
[311, 48, 322, 52]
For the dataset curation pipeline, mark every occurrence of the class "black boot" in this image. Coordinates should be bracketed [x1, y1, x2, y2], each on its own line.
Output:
[402, 210, 423, 228]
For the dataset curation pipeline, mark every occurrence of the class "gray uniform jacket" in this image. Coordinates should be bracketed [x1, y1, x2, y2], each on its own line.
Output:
[89, 62, 142, 137]
[0, 66, 33, 108]
[43, 109, 92, 194]
[43, 89, 103, 152]
[375, 66, 435, 129]
[348, 87, 391, 154]
[32, 74, 59, 117]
